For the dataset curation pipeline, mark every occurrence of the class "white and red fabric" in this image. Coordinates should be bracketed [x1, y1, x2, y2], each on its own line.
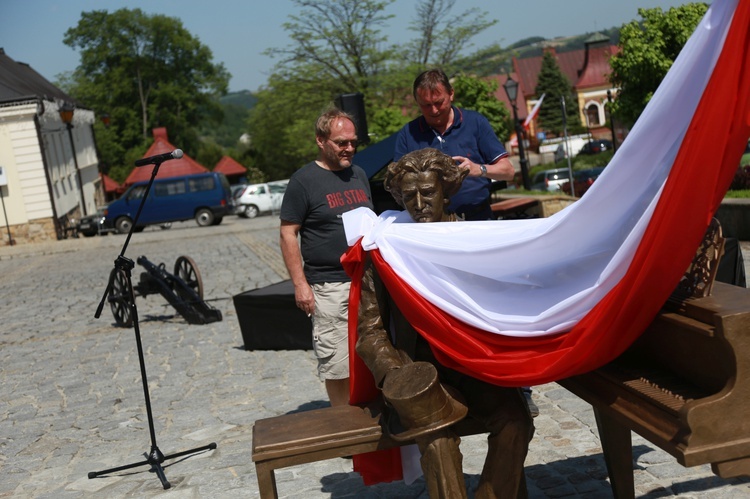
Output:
[342, 0, 750, 484]
[524, 93, 545, 129]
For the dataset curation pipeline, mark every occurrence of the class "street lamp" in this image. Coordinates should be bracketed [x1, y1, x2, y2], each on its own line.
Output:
[606, 90, 618, 153]
[503, 76, 531, 190]
[58, 102, 87, 217]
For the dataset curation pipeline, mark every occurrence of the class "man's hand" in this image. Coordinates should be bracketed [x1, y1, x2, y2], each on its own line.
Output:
[294, 282, 315, 317]
[452, 155, 515, 181]
[452, 155, 482, 177]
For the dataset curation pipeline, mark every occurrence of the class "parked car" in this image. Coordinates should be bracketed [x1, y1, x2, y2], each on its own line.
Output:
[561, 166, 606, 197]
[235, 180, 288, 219]
[77, 207, 116, 237]
[578, 139, 613, 155]
[105, 172, 234, 234]
[530, 168, 571, 192]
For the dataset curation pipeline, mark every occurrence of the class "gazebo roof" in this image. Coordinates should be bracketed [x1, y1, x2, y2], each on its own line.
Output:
[100, 173, 121, 193]
[214, 156, 247, 176]
[124, 128, 208, 185]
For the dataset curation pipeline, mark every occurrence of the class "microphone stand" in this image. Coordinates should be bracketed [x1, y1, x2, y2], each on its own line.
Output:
[88, 158, 216, 489]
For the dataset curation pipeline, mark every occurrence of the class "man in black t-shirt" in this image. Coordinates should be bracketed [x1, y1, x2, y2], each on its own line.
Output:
[280, 108, 373, 406]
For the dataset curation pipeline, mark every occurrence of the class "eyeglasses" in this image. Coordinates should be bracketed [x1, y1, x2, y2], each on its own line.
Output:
[328, 138, 359, 149]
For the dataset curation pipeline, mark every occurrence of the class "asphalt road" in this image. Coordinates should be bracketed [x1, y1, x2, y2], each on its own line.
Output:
[1, 215, 748, 498]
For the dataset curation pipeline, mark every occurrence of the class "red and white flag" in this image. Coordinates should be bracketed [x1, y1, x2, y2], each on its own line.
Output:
[523, 93, 545, 129]
[343, 0, 750, 485]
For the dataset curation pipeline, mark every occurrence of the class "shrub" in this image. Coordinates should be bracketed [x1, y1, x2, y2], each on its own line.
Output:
[730, 165, 750, 190]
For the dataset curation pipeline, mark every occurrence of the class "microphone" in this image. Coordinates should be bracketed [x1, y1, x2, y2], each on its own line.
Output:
[134, 149, 184, 167]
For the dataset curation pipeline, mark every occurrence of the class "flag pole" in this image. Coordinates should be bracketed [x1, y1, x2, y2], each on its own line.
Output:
[561, 96, 575, 197]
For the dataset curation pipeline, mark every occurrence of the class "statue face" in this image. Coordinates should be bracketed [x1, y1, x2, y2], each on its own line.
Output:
[400, 170, 446, 223]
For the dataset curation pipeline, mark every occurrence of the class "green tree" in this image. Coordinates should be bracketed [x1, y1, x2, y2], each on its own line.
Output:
[247, 73, 335, 180]
[265, 0, 396, 93]
[452, 74, 512, 142]
[609, 3, 708, 126]
[534, 50, 581, 136]
[250, 0, 502, 179]
[62, 8, 229, 182]
[406, 0, 497, 67]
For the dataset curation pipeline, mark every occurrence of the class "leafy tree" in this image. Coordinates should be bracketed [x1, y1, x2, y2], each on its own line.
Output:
[62, 8, 229, 182]
[247, 73, 336, 180]
[198, 103, 251, 148]
[609, 3, 708, 126]
[406, 0, 497, 67]
[250, 0, 502, 179]
[265, 0, 396, 93]
[451, 74, 512, 142]
[534, 50, 581, 136]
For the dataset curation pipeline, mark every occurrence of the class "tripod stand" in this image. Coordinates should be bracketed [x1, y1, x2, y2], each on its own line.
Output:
[89, 155, 216, 489]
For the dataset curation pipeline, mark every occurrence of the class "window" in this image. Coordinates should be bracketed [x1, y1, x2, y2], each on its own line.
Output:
[127, 185, 147, 201]
[189, 176, 215, 192]
[585, 103, 601, 127]
[154, 180, 186, 196]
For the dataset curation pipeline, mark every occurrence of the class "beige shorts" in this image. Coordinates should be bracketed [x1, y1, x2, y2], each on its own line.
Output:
[311, 281, 351, 381]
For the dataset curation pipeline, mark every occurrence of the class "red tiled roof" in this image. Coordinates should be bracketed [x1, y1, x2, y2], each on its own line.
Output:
[124, 128, 208, 185]
[576, 44, 620, 89]
[214, 156, 247, 175]
[515, 48, 587, 98]
[487, 72, 529, 121]
[100, 173, 120, 193]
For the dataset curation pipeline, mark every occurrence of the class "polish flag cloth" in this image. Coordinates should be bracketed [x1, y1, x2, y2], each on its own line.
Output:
[523, 93, 545, 129]
[343, 0, 750, 485]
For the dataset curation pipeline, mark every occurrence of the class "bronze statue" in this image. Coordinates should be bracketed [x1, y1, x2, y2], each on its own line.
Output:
[356, 148, 534, 498]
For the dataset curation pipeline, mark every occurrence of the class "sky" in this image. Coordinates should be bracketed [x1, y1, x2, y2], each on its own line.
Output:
[0, 0, 707, 93]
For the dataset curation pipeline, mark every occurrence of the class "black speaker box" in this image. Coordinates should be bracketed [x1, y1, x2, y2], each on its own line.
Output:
[335, 92, 369, 145]
[233, 280, 313, 350]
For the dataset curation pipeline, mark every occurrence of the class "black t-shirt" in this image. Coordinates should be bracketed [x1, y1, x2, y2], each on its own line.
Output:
[280, 161, 373, 284]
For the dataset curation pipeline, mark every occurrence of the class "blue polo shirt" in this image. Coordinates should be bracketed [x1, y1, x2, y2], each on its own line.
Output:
[394, 106, 508, 220]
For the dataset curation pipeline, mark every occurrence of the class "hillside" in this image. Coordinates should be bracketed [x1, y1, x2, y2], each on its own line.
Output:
[221, 90, 258, 109]
[456, 27, 621, 77]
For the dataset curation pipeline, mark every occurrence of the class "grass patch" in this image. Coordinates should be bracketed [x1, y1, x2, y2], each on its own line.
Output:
[725, 189, 750, 198]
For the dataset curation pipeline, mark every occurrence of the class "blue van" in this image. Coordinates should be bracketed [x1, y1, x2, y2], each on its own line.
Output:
[105, 172, 234, 234]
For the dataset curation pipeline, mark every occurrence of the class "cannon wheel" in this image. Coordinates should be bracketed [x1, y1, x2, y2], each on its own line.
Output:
[109, 268, 134, 327]
[174, 255, 203, 300]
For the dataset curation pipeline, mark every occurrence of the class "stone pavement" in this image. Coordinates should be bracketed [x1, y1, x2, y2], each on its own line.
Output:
[1, 216, 749, 498]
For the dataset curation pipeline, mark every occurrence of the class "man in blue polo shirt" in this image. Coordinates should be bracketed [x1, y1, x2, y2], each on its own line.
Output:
[394, 68, 516, 221]
[393, 69, 540, 417]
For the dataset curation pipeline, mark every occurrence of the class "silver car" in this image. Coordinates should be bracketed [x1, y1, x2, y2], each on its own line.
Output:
[531, 168, 571, 192]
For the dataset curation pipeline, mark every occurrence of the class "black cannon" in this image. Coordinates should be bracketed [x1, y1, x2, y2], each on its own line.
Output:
[108, 255, 222, 327]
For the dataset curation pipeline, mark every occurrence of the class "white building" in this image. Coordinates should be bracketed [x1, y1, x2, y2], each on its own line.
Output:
[0, 48, 101, 246]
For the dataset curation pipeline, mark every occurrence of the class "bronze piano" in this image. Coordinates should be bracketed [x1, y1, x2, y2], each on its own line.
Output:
[559, 223, 750, 498]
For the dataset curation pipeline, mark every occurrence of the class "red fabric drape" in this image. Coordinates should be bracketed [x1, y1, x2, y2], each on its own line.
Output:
[345, 243, 403, 484]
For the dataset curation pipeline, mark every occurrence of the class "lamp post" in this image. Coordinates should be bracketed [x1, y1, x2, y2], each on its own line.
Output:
[606, 90, 618, 153]
[503, 76, 531, 190]
[58, 102, 87, 217]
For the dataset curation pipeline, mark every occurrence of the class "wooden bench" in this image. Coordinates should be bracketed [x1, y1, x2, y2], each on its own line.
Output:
[490, 197, 539, 219]
[251, 402, 484, 499]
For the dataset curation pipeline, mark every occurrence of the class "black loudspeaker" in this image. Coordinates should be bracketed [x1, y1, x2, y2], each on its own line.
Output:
[335, 92, 369, 145]
[233, 280, 313, 350]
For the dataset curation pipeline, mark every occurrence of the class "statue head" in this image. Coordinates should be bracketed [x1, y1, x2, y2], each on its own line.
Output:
[384, 148, 468, 223]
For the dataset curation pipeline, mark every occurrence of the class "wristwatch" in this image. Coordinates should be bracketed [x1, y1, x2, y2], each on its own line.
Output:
[479, 164, 487, 177]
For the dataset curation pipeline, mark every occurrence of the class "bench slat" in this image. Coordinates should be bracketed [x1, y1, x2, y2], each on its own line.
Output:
[252, 405, 382, 460]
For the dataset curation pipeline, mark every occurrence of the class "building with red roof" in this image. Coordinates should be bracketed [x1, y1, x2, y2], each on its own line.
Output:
[124, 128, 208, 185]
[100, 173, 123, 201]
[509, 33, 621, 140]
[213, 156, 247, 184]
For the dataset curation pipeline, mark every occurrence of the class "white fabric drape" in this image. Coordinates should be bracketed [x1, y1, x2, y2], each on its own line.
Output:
[344, 0, 737, 338]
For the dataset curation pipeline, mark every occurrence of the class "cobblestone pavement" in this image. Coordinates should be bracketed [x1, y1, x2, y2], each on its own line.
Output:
[1, 216, 749, 498]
